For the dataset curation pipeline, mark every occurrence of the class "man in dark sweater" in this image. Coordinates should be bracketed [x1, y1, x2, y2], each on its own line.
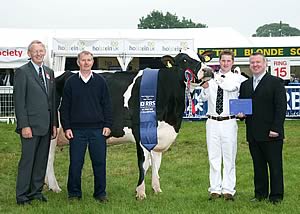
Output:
[60, 51, 112, 203]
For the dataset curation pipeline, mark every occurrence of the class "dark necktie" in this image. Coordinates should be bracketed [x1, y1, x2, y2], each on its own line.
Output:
[216, 85, 223, 115]
[39, 67, 46, 91]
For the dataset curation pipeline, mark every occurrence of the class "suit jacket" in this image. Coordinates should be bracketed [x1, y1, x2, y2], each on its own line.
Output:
[239, 73, 287, 142]
[14, 62, 57, 136]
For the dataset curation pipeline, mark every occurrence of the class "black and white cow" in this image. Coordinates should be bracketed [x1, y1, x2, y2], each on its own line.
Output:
[45, 49, 213, 199]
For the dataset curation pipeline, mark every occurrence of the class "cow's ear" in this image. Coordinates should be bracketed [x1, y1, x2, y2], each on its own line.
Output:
[198, 51, 214, 63]
[161, 55, 175, 68]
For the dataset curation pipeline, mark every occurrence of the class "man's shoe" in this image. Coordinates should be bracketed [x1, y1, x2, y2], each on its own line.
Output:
[95, 196, 108, 203]
[269, 199, 282, 205]
[223, 193, 234, 201]
[17, 200, 31, 206]
[250, 197, 265, 202]
[34, 195, 48, 202]
[208, 193, 221, 201]
[68, 196, 82, 201]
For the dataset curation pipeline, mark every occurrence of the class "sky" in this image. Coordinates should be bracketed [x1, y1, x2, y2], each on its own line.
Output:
[1, 0, 299, 37]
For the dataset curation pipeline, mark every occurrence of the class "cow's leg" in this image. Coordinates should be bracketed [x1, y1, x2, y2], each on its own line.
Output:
[45, 137, 62, 193]
[151, 151, 162, 193]
[135, 143, 149, 200]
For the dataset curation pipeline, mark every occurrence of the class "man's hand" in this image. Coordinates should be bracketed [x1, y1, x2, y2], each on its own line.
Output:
[201, 81, 209, 89]
[21, 127, 32, 138]
[269, 130, 279, 138]
[236, 112, 246, 119]
[102, 127, 111, 137]
[65, 129, 74, 140]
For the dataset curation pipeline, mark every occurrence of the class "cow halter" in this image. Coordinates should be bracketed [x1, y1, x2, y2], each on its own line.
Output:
[184, 69, 196, 116]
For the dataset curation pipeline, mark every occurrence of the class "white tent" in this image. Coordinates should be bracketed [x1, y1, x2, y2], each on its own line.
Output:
[0, 28, 51, 68]
[1, 27, 300, 70]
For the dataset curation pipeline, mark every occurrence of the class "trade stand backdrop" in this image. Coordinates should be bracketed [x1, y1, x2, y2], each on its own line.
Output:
[52, 37, 193, 72]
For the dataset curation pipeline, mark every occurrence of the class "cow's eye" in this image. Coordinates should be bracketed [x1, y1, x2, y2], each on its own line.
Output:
[183, 59, 187, 63]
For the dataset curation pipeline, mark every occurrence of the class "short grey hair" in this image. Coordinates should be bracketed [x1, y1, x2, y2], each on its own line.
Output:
[77, 50, 94, 61]
[27, 40, 46, 51]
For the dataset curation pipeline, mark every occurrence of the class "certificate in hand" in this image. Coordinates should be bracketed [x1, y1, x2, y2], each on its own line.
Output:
[229, 99, 252, 115]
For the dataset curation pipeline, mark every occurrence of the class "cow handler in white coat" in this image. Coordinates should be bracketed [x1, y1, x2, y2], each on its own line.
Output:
[200, 50, 243, 201]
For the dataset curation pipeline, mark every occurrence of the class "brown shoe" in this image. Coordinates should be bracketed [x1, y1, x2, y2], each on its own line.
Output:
[95, 196, 108, 203]
[209, 193, 221, 200]
[223, 193, 234, 201]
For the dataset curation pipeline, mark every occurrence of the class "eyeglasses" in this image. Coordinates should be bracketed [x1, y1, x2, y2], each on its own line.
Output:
[30, 50, 45, 56]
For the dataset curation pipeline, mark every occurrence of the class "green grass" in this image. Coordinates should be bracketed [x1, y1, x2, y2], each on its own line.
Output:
[0, 120, 300, 213]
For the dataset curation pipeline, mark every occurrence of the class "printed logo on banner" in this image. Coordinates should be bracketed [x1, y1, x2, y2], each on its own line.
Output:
[286, 86, 300, 117]
[140, 96, 156, 113]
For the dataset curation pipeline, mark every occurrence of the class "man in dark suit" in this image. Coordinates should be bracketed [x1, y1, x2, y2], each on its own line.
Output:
[14, 40, 57, 205]
[238, 52, 287, 204]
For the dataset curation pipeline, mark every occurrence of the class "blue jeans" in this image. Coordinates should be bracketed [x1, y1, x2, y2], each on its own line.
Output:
[67, 128, 107, 199]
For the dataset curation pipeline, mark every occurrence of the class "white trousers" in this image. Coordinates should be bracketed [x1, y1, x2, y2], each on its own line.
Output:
[206, 118, 238, 195]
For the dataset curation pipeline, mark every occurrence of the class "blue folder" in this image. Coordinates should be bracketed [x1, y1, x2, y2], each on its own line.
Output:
[229, 99, 252, 115]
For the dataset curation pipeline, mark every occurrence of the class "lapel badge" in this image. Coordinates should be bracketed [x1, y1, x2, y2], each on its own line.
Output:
[45, 73, 50, 80]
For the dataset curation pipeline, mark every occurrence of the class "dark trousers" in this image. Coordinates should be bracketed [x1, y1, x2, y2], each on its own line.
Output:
[16, 133, 51, 203]
[249, 140, 284, 201]
[67, 129, 107, 199]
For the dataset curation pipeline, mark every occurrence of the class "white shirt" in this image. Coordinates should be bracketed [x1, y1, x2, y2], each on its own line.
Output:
[199, 71, 242, 116]
[253, 71, 266, 90]
[79, 71, 93, 83]
[31, 61, 47, 90]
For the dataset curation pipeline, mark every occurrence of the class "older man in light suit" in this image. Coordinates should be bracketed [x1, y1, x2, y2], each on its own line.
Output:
[14, 40, 57, 205]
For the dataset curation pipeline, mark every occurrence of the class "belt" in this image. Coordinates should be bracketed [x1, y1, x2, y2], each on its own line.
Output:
[207, 115, 236, 121]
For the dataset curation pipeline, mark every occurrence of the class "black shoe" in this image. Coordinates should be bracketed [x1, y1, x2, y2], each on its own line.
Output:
[68, 196, 82, 201]
[17, 200, 31, 206]
[269, 199, 282, 205]
[34, 195, 48, 202]
[250, 197, 266, 202]
[95, 196, 108, 203]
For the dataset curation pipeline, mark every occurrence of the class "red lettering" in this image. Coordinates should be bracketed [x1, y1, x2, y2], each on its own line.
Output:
[0, 49, 23, 58]
[274, 61, 287, 66]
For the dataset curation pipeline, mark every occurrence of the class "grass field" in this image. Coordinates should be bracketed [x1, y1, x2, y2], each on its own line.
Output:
[0, 120, 300, 214]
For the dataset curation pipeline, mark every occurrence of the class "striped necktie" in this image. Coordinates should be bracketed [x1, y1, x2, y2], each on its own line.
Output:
[38, 67, 47, 91]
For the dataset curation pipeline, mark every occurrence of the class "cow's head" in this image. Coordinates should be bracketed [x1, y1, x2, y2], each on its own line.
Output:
[161, 49, 214, 85]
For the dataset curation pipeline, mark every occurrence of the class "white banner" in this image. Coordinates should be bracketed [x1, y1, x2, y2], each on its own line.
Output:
[53, 38, 123, 55]
[125, 39, 193, 55]
[0, 47, 28, 62]
[53, 38, 193, 56]
[270, 59, 290, 80]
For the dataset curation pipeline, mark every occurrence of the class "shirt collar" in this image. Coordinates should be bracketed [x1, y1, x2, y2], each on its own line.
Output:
[253, 71, 266, 82]
[79, 71, 93, 83]
[31, 60, 44, 73]
[218, 69, 232, 77]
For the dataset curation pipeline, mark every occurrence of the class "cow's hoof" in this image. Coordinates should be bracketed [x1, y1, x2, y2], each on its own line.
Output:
[153, 187, 162, 194]
[50, 186, 62, 193]
[135, 192, 146, 200]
